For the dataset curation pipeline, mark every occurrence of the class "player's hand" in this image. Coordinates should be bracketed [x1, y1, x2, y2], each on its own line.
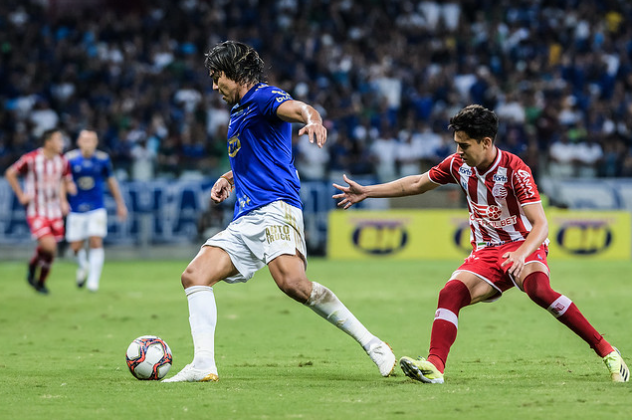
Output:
[298, 122, 327, 148]
[211, 177, 233, 203]
[500, 251, 526, 277]
[18, 193, 32, 206]
[61, 200, 70, 216]
[67, 181, 77, 196]
[117, 204, 128, 221]
[332, 174, 367, 209]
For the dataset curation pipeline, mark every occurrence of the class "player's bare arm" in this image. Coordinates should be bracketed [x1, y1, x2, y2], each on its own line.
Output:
[333, 172, 440, 209]
[4, 167, 31, 205]
[276, 100, 327, 148]
[107, 176, 128, 221]
[60, 180, 71, 216]
[211, 171, 233, 204]
[501, 202, 549, 278]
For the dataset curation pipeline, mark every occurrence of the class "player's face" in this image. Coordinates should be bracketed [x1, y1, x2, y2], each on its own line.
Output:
[211, 71, 240, 106]
[454, 131, 493, 169]
[77, 131, 98, 156]
[45, 132, 64, 155]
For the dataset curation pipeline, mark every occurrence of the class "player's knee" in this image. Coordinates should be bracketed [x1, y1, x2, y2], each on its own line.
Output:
[277, 276, 310, 303]
[181, 267, 201, 289]
[439, 280, 472, 308]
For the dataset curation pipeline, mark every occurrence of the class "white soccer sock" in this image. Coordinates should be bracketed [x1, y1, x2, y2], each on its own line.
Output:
[305, 282, 377, 351]
[76, 248, 88, 271]
[185, 286, 217, 372]
[86, 248, 104, 291]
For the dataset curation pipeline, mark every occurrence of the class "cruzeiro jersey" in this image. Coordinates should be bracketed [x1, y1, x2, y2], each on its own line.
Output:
[227, 83, 301, 220]
[65, 149, 113, 213]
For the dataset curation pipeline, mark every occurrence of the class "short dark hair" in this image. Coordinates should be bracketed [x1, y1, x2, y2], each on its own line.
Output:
[204, 41, 265, 85]
[448, 105, 499, 143]
[41, 128, 60, 145]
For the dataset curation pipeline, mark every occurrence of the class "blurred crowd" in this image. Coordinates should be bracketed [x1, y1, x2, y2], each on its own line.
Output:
[1, 0, 632, 183]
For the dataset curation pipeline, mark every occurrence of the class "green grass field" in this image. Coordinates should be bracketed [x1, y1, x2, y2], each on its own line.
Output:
[0, 257, 630, 419]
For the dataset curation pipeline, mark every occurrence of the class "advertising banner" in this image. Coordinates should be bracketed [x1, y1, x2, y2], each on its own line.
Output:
[327, 209, 631, 260]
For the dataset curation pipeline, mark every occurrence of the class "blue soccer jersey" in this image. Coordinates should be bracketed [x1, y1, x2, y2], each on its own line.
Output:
[227, 83, 302, 220]
[65, 149, 113, 213]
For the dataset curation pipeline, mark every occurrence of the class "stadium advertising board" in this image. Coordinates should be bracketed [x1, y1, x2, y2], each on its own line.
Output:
[327, 209, 631, 260]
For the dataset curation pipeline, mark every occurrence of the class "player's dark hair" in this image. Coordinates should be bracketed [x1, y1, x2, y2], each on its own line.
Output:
[204, 41, 265, 85]
[448, 105, 499, 143]
[41, 128, 60, 145]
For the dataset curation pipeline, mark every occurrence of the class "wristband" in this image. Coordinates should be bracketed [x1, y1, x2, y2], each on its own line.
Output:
[220, 175, 234, 186]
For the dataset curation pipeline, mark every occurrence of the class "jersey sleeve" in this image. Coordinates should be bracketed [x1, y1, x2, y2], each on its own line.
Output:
[512, 164, 541, 205]
[256, 86, 293, 119]
[428, 154, 457, 185]
[11, 153, 31, 176]
[62, 156, 72, 180]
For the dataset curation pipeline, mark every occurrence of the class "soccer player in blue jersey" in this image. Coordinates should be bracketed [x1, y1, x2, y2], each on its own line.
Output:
[65, 130, 127, 292]
[163, 41, 396, 382]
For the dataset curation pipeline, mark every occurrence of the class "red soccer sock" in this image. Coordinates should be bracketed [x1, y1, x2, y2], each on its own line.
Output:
[29, 246, 41, 267]
[38, 251, 54, 284]
[427, 280, 472, 373]
[523, 272, 614, 358]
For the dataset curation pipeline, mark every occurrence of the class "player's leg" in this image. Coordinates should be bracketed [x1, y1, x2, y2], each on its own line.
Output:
[86, 236, 104, 292]
[85, 209, 108, 292]
[268, 254, 397, 377]
[516, 264, 629, 382]
[400, 272, 494, 383]
[34, 234, 57, 294]
[66, 212, 88, 287]
[163, 245, 238, 383]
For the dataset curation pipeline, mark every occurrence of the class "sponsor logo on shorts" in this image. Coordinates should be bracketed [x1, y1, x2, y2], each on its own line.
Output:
[266, 225, 291, 243]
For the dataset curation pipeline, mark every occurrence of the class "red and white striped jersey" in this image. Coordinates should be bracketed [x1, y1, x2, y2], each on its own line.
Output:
[10, 148, 71, 219]
[428, 148, 542, 248]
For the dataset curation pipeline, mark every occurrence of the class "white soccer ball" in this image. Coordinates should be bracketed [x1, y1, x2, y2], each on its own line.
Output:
[125, 335, 173, 380]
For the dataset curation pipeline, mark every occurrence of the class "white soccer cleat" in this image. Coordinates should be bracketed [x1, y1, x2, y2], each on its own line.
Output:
[367, 341, 397, 377]
[76, 267, 87, 288]
[162, 363, 219, 383]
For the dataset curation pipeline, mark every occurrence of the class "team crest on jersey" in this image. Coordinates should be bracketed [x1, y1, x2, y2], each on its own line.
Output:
[228, 135, 241, 157]
[492, 184, 508, 199]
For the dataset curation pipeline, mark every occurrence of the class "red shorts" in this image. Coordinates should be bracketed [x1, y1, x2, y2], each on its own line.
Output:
[27, 216, 65, 241]
[454, 241, 549, 299]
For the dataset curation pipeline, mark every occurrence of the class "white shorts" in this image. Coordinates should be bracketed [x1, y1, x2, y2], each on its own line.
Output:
[65, 208, 108, 242]
[204, 200, 307, 283]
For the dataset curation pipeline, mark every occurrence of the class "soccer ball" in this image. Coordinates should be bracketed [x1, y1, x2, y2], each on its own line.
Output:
[125, 335, 173, 380]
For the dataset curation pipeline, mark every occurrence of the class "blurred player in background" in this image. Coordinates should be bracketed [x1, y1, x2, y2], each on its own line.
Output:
[163, 41, 396, 383]
[4, 128, 76, 295]
[334, 105, 629, 384]
[65, 130, 127, 292]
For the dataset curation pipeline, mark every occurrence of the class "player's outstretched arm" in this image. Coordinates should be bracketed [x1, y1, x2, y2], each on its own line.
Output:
[333, 172, 439, 209]
[211, 171, 234, 204]
[276, 100, 327, 148]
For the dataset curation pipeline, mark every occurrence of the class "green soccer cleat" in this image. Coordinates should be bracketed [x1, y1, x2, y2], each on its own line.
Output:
[400, 356, 444, 384]
[603, 348, 630, 383]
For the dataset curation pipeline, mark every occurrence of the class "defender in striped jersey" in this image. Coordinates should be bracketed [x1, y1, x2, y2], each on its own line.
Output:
[334, 105, 629, 383]
[5, 128, 76, 294]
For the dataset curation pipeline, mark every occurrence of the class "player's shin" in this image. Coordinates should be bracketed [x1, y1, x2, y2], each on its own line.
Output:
[428, 280, 471, 373]
[86, 248, 104, 291]
[305, 281, 376, 349]
[186, 285, 217, 372]
[523, 272, 614, 357]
